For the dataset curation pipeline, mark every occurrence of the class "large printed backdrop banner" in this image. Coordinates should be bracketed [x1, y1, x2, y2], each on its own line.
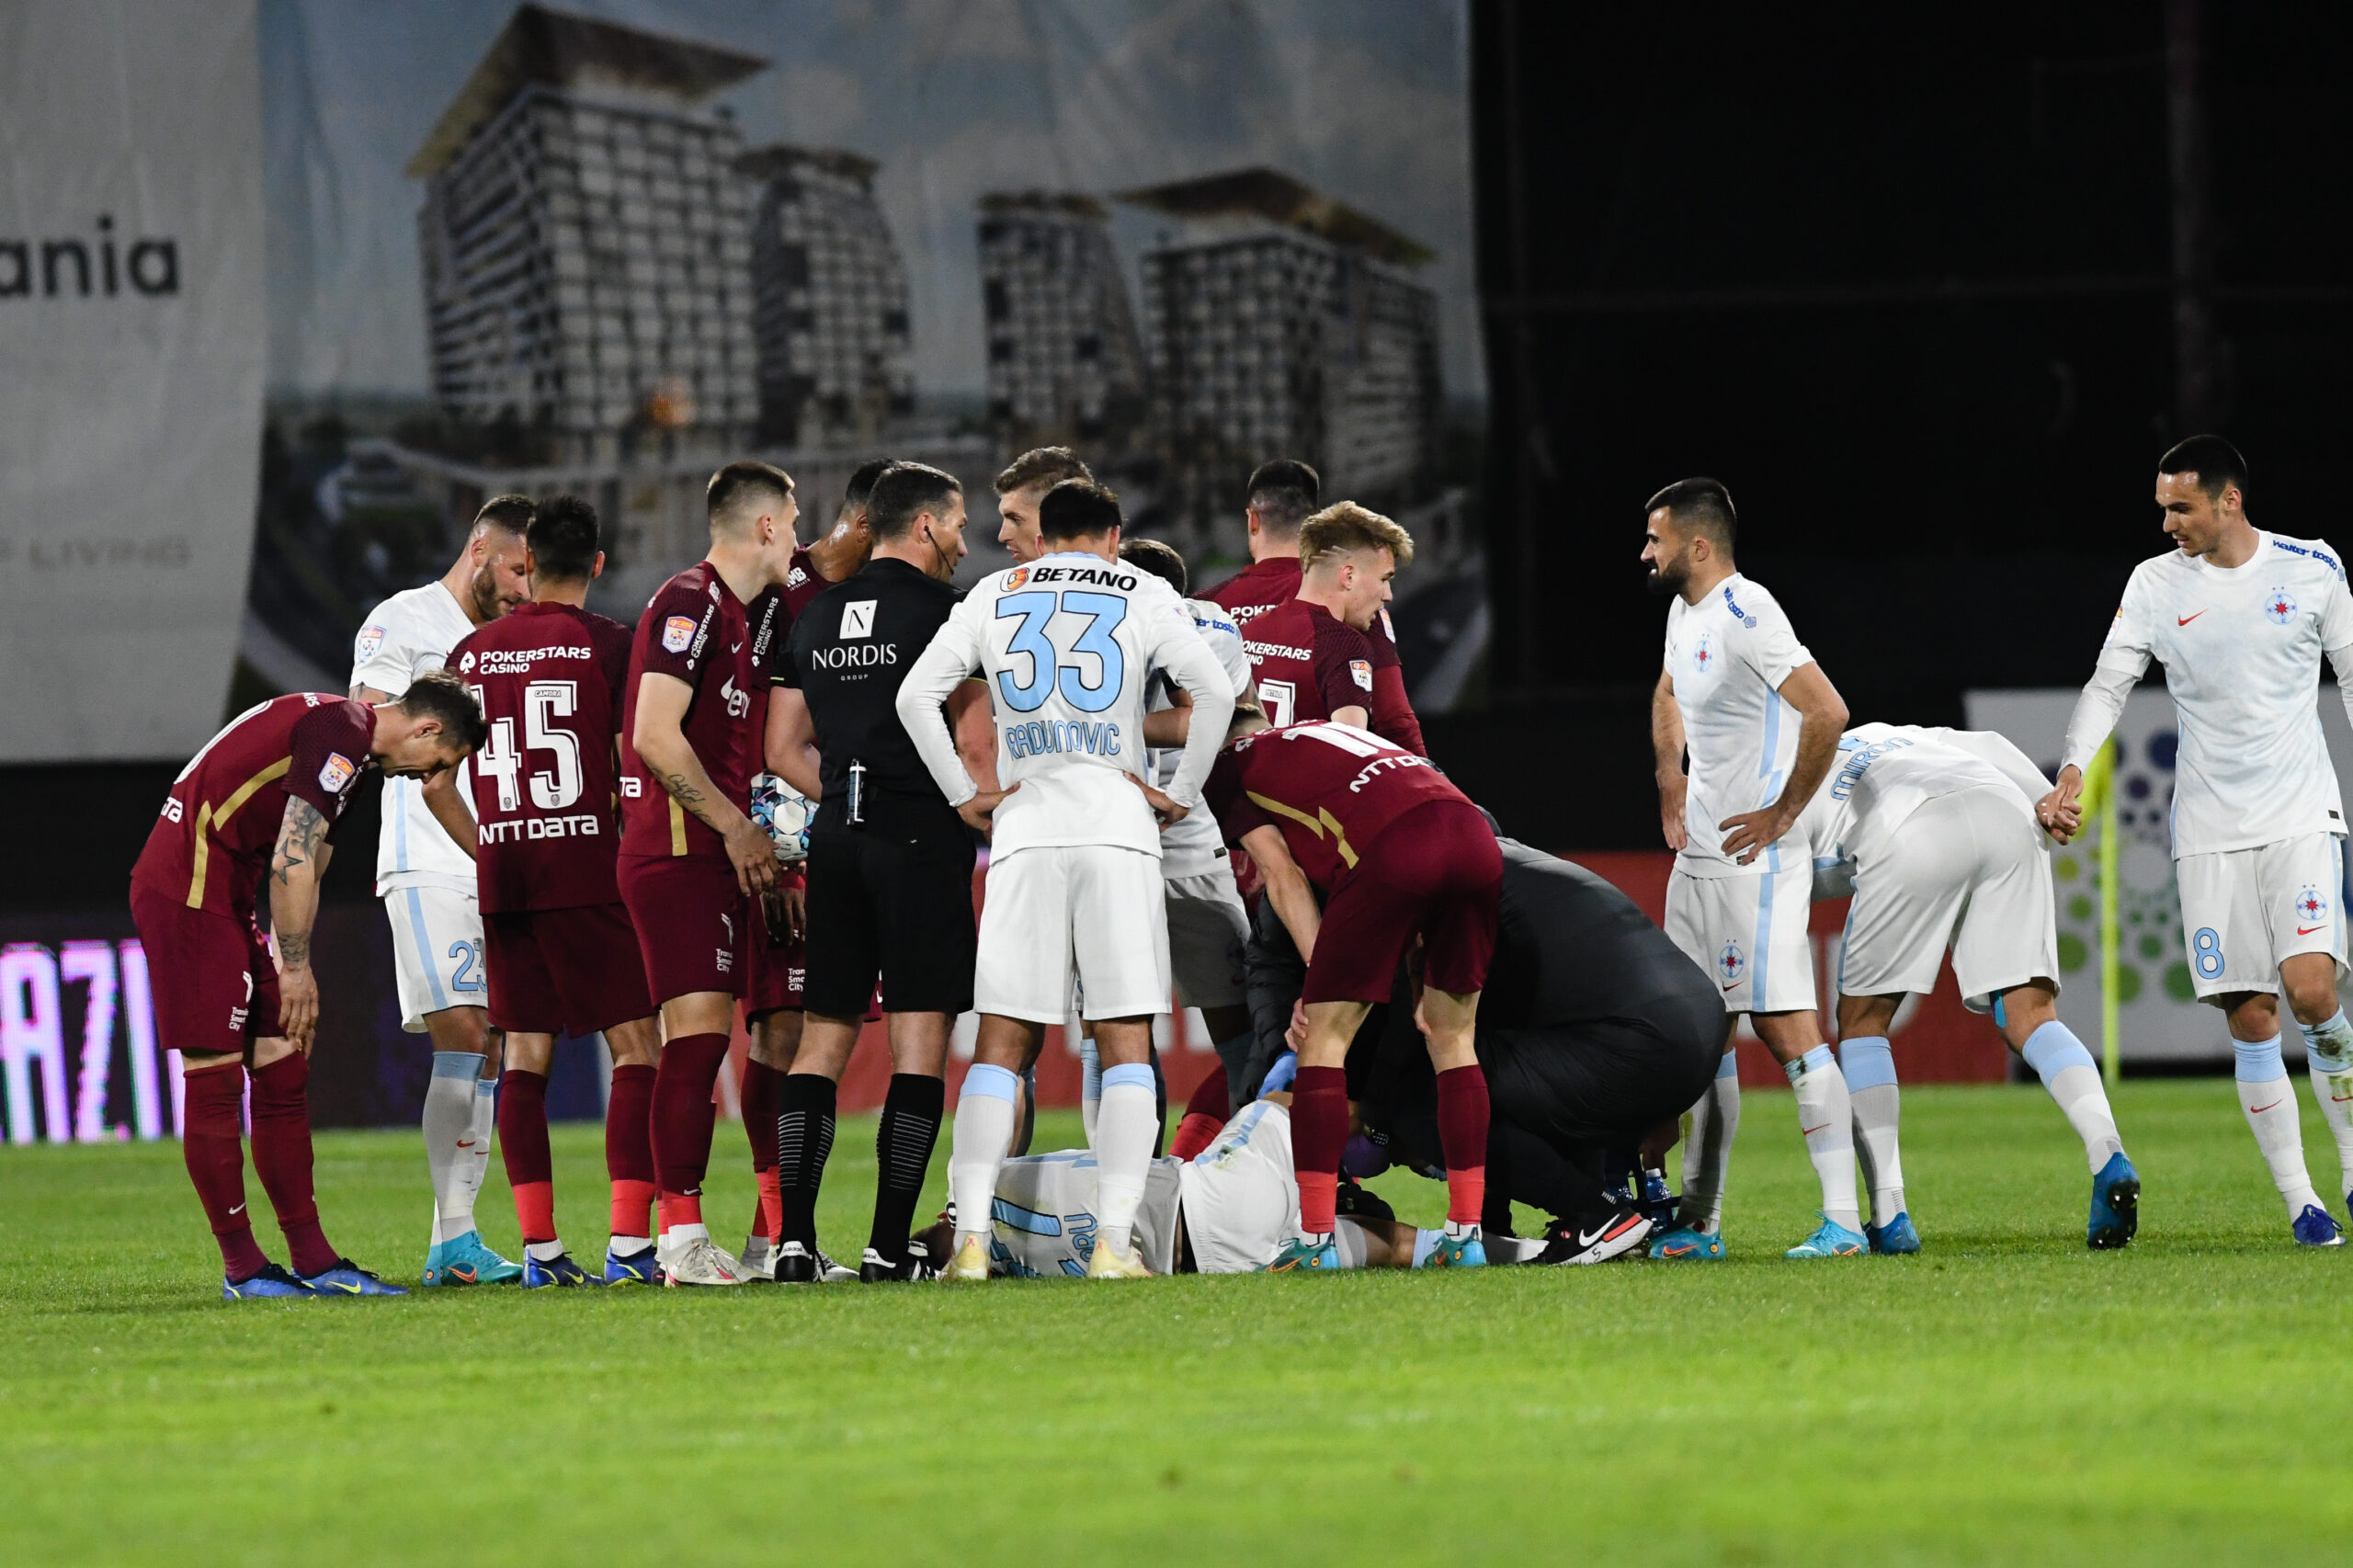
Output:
[0, 0, 266, 762]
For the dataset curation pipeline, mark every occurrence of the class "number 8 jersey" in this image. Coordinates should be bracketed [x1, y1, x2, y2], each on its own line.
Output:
[902, 551, 1234, 858]
[449, 601, 635, 912]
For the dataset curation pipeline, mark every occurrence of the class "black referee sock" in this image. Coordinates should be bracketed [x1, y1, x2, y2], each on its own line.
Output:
[869, 1073, 946, 1265]
[777, 1074, 836, 1254]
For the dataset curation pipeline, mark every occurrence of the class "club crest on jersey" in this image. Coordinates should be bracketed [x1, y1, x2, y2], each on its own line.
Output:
[2298, 887, 2329, 926]
[1717, 941, 1746, 985]
[2266, 586, 2298, 624]
[356, 625, 384, 661]
[1349, 658, 1373, 691]
[317, 753, 356, 794]
[662, 615, 697, 653]
[1691, 632, 1715, 673]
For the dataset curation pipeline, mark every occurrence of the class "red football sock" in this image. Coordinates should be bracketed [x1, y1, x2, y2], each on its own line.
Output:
[741, 1056, 784, 1242]
[182, 1063, 270, 1280]
[1290, 1065, 1349, 1235]
[498, 1069, 555, 1243]
[757, 1171, 782, 1245]
[606, 1062, 656, 1240]
[1436, 1063, 1491, 1226]
[249, 1054, 338, 1276]
[652, 1033, 731, 1229]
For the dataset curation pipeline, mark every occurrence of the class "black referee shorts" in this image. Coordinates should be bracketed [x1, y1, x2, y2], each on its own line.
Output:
[802, 811, 976, 1018]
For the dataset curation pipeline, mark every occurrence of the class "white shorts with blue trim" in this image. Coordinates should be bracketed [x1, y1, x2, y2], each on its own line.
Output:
[1836, 787, 2056, 1014]
[382, 880, 486, 1032]
[2175, 833, 2349, 1003]
[975, 845, 1170, 1023]
[1665, 861, 1815, 1017]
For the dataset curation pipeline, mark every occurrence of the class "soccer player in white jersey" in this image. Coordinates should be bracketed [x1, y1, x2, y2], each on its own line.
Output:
[896, 478, 1235, 1279]
[1798, 725, 2139, 1250]
[1640, 479, 1863, 1260]
[2041, 437, 2353, 1246]
[350, 495, 532, 1285]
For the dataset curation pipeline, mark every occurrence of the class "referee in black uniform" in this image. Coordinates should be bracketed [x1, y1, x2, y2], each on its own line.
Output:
[764, 460, 995, 1281]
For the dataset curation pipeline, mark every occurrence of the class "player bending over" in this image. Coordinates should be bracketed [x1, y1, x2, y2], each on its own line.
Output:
[1643, 479, 1863, 1261]
[899, 478, 1235, 1280]
[1796, 724, 2139, 1252]
[1202, 712, 1501, 1270]
[2042, 437, 2353, 1246]
[618, 462, 796, 1284]
[131, 676, 484, 1297]
[447, 496, 668, 1286]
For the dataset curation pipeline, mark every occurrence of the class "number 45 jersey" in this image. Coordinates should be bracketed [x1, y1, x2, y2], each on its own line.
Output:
[901, 551, 1234, 858]
[449, 602, 634, 913]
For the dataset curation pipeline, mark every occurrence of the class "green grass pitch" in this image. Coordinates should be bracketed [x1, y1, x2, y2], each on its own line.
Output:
[5, 1080, 2352, 1566]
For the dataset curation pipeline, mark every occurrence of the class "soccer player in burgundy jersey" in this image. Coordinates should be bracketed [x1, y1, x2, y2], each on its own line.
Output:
[1238, 503, 1427, 755]
[991, 445, 1094, 565]
[1202, 712, 1503, 1270]
[130, 677, 484, 1297]
[1202, 457, 1318, 627]
[445, 496, 665, 1287]
[619, 460, 797, 1286]
[735, 460, 881, 1278]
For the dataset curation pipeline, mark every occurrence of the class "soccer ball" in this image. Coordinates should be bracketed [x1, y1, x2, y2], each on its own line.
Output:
[748, 773, 812, 864]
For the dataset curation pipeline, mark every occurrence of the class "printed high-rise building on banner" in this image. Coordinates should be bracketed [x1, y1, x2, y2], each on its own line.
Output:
[976, 193, 1150, 455]
[1123, 167, 1442, 549]
[407, 4, 764, 466]
[742, 145, 915, 448]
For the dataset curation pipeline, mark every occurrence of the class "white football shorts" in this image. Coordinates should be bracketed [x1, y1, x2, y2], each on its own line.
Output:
[1835, 786, 2058, 1013]
[1176, 1099, 1300, 1275]
[383, 881, 487, 1032]
[2175, 832, 2348, 1002]
[975, 845, 1171, 1023]
[1665, 859, 1815, 1017]
[1164, 864, 1249, 1011]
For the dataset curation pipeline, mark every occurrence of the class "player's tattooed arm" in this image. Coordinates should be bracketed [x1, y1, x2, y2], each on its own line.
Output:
[267, 797, 332, 1051]
[1651, 672, 1688, 851]
[633, 670, 775, 897]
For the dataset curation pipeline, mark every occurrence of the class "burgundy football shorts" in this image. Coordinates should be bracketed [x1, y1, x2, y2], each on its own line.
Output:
[1301, 799, 1502, 1005]
[129, 882, 283, 1057]
[616, 853, 747, 1006]
[742, 885, 806, 1019]
[483, 903, 655, 1036]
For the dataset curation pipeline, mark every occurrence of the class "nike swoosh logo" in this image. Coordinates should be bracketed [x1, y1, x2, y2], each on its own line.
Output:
[2177, 611, 2207, 625]
[2300, 926, 2326, 935]
[317, 1280, 360, 1294]
[455, 1140, 474, 1150]
[731, 642, 744, 653]
[1801, 1122, 1831, 1137]
[228, 1204, 244, 1216]
[2251, 1098, 2286, 1114]
[1722, 980, 1742, 991]
[1577, 1221, 1629, 1246]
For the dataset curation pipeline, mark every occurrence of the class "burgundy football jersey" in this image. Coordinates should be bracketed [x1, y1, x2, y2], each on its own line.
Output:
[450, 602, 633, 912]
[782, 545, 836, 619]
[1203, 555, 1302, 627]
[1203, 721, 1467, 890]
[1239, 597, 1381, 729]
[620, 562, 754, 860]
[742, 585, 791, 757]
[133, 694, 375, 915]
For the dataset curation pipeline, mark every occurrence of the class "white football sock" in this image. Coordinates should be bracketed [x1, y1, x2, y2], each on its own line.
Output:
[949, 1064, 1019, 1246]
[2298, 1010, 2353, 1198]
[1678, 1051, 1739, 1233]
[1079, 1034, 1102, 1146]
[2019, 1022, 2123, 1172]
[2235, 1035, 2320, 1218]
[462, 1074, 497, 1220]
[1093, 1063, 1158, 1256]
[1786, 1044, 1861, 1233]
[424, 1051, 484, 1244]
[1838, 1036, 1904, 1227]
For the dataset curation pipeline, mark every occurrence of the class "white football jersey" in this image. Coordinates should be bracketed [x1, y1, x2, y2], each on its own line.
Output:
[1802, 725, 2051, 898]
[986, 1151, 1184, 1278]
[1664, 574, 1816, 879]
[351, 581, 479, 893]
[897, 551, 1234, 858]
[2065, 533, 2353, 857]
[1151, 598, 1255, 880]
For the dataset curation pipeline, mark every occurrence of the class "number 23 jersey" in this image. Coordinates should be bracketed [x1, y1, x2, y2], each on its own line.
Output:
[449, 602, 634, 913]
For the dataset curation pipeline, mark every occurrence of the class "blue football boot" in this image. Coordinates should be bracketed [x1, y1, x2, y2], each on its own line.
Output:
[603, 1246, 664, 1286]
[2292, 1204, 2344, 1247]
[300, 1259, 408, 1296]
[2086, 1152, 2140, 1250]
[1784, 1213, 1869, 1259]
[1426, 1228, 1487, 1268]
[421, 1229, 523, 1287]
[1866, 1212, 1922, 1255]
[521, 1251, 600, 1288]
[1261, 1234, 1342, 1272]
[1647, 1225, 1726, 1260]
[222, 1262, 313, 1301]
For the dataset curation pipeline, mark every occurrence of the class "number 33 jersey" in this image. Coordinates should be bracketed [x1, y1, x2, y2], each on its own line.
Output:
[911, 551, 1233, 858]
[449, 601, 634, 912]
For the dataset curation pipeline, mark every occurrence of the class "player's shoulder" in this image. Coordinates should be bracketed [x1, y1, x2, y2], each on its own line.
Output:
[2264, 532, 2347, 582]
[1716, 573, 1789, 628]
[356, 582, 456, 654]
[1184, 597, 1242, 641]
